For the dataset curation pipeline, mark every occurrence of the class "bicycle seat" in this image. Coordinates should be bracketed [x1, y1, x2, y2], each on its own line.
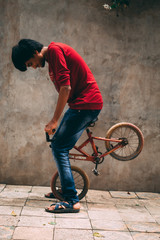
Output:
[88, 117, 98, 127]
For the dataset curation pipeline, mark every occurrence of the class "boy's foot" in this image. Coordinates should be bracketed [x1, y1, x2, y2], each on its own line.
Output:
[45, 201, 81, 213]
[44, 192, 55, 198]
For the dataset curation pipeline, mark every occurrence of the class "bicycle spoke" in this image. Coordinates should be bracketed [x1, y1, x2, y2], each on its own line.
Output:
[109, 126, 141, 159]
[114, 147, 123, 156]
[52, 167, 89, 201]
[73, 173, 84, 184]
[106, 123, 143, 161]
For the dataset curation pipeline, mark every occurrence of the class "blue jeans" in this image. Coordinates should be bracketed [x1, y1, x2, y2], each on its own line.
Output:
[51, 108, 101, 204]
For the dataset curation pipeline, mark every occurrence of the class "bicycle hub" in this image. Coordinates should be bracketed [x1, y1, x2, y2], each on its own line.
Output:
[119, 138, 128, 146]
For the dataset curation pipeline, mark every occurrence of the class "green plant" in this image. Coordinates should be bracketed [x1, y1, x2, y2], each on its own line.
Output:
[103, 0, 131, 16]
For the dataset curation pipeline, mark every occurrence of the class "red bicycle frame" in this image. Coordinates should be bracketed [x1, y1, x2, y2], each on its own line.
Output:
[69, 127, 123, 163]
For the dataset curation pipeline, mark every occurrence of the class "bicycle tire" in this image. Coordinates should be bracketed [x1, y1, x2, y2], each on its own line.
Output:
[105, 122, 144, 161]
[51, 165, 90, 201]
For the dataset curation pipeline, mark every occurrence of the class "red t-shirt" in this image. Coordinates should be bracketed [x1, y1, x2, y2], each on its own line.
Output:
[48, 42, 103, 110]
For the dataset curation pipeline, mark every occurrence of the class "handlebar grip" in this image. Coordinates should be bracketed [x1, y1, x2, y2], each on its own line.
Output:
[45, 129, 56, 142]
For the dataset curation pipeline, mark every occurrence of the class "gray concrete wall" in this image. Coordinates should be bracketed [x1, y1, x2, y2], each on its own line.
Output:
[0, 0, 160, 192]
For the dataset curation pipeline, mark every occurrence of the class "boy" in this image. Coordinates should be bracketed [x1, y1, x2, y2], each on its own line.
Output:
[12, 39, 103, 213]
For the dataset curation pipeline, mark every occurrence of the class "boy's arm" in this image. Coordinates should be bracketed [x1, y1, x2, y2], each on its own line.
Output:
[45, 85, 71, 135]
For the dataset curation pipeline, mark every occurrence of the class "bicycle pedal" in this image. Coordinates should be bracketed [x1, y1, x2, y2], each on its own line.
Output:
[92, 169, 100, 176]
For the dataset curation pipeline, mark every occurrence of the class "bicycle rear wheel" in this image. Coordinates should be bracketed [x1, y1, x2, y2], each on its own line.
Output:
[105, 122, 144, 161]
[51, 165, 89, 201]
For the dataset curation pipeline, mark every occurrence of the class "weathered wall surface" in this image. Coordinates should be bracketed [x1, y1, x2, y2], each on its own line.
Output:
[0, 0, 160, 192]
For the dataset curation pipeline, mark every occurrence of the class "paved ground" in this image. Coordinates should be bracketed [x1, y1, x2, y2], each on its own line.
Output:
[0, 184, 160, 240]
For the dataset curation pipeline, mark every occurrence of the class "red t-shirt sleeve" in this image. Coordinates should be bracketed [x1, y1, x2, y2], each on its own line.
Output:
[49, 45, 70, 88]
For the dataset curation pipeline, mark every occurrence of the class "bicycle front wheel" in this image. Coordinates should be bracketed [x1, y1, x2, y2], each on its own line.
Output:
[51, 165, 89, 201]
[105, 122, 144, 161]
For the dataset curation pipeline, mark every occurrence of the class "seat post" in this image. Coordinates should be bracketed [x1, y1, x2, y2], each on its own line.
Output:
[86, 127, 92, 136]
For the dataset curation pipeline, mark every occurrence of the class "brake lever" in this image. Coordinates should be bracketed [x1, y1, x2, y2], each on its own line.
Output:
[45, 129, 56, 142]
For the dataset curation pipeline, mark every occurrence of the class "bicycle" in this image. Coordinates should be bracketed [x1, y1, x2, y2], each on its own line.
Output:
[46, 120, 144, 201]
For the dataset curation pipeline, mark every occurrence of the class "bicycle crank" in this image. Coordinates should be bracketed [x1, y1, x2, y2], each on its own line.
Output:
[92, 149, 104, 164]
[92, 158, 100, 176]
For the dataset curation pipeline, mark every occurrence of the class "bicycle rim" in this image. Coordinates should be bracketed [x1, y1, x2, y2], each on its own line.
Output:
[51, 166, 89, 201]
[106, 122, 144, 161]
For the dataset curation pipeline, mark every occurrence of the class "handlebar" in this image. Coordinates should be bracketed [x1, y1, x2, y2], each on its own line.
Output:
[45, 129, 56, 142]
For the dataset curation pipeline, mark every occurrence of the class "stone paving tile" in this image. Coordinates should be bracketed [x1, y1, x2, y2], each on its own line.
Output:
[79, 201, 88, 210]
[0, 206, 22, 216]
[145, 204, 160, 215]
[0, 226, 15, 240]
[18, 216, 55, 228]
[110, 191, 138, 199]
[113, 198, 142, 207]
[140, 199, 160, 207]
[88, 207, 122, 220]
[0, 215, 19, 227]
[54, 229, 93, 240]
[25, 199, 55, 208]
[152, 215, 160, 224]
[93, 230, 133, 240]
[117, 205, 156, 222]
[86, 189, 112, 203]
[131, 232, 160, 240]
[0, 185, 31, 200]
[0, 184, 6, 192]
[136, 192, 160, 200]
[0, 185, 159, 240]
[0, 198, 26, 206]
[0, 191, 29, 199]
[31, 186, 52, 194]
[28, 192, 52, 201]
[13, 227, 54, 240]
[21, 206, 56, 217]
[126, 221, 160, 233]
[91, 219, 127, 231]
[55, 209, 88, 219]
[55, 218, 92, 229]
[87, 202, 115, 210]
[2, 185, 32, 192]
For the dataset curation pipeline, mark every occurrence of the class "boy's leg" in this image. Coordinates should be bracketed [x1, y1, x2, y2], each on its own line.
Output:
[50, 109, 100, 204]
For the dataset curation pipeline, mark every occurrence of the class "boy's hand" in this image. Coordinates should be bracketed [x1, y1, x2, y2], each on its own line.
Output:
[45, 120, 57, 135]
